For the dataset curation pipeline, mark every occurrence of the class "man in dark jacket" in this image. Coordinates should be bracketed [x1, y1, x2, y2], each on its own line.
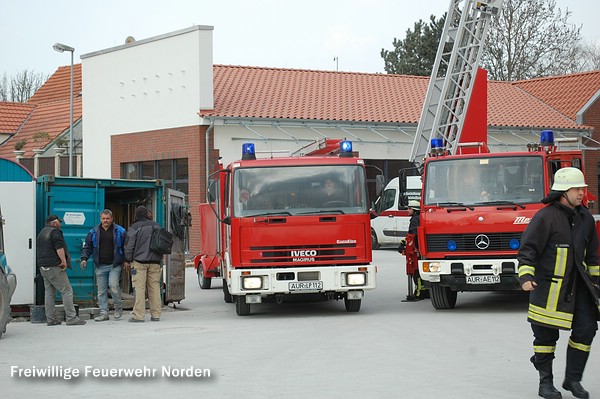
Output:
[37, 215, 86, 326]
[124, 206, 162, 322]
[81, 209, 126, 321]
[518, 167, 600, 399]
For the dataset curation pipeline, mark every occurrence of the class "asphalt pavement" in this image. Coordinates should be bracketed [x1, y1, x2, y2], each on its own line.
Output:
[1, 249, 598, 399]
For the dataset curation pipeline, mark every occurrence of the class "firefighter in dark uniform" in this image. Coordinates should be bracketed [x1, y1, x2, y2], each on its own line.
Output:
[517, 167, 600, 399]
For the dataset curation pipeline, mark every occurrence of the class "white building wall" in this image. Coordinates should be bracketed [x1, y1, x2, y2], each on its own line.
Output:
[211, 122, 417, 165]
[211, 122, 582, 165]
[81, 26, 214, 178]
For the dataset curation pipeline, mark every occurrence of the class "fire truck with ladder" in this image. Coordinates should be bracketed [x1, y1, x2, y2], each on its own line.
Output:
[195, 139, 377, 316]
[402, 0, 595, 309]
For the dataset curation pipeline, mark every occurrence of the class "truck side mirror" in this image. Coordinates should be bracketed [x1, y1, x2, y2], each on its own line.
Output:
[375, 175, 385, 196]
[207, 180, 217, 202]
[399, 196, 408, 209]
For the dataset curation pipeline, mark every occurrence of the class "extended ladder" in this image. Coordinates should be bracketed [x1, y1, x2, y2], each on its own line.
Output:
[409, 0, 503, 163]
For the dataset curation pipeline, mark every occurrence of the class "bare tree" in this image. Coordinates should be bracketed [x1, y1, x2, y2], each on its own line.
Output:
[0, 74, 7, 101]
[482, 0, 583, 80]
[580, 41, 600, 71]
[0, 69, 48, 102]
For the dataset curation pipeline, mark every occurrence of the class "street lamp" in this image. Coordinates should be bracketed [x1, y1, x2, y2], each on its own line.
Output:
[53, 42, 75, 177]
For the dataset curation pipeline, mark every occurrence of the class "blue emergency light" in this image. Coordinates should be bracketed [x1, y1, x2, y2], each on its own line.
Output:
[431, 138, 444, 149]
[340, 140, 353, 153]
[447, 240, 457, 251]
[509, 239, 520, 250]
[241, 143, 256, 160]
[540, 130, 554, 146]
[339, 140, 353, 157]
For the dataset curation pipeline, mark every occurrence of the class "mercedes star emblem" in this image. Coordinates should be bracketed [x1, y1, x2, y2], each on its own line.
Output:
[475, 234, 490, 250]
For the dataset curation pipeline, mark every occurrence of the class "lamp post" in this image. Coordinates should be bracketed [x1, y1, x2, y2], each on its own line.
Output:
[53, 42, 75, 177]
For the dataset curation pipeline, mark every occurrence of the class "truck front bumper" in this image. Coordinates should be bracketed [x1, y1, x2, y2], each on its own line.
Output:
[419, 258, 521, 291]
[228, 265, 377, 297]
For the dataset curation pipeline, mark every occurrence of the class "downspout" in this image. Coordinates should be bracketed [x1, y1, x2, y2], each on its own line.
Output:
[205, 118, 215, 201]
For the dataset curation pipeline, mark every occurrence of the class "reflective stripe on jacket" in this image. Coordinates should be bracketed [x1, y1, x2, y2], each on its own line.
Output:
[517, 202, 600, 330]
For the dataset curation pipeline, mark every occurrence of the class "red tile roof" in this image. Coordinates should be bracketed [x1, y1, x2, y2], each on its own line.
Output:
[1, 63, 598, 160]
[488, 81, 580, 129]
[0, 98, 82, 159]
[513, 70, 600, 121]
[0, 64, 82, 158]
[28, 64, 82, 105]
[206, 65, 428, 123]
[203, 65, 598, 131]
[0, 102, 35, 133]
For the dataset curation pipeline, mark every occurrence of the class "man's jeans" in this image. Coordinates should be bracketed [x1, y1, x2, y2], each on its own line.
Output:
[95, 264, 123, 315]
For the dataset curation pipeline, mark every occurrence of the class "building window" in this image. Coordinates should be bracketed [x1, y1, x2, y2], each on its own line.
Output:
[158, 160, 172, 181]
[141, 161, 154, 180]
[124, 163, 137, 180]
[122, 158, 188, 194]
[174, 158, 188, 194]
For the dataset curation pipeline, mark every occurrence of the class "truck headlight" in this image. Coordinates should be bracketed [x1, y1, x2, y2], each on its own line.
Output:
[345, 272, 366, 286]
[423, 262, 441, 273]
[242, 276, 263, 290]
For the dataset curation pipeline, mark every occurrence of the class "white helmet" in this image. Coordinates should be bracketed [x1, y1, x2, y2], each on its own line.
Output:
[408, 200, 420, 210]
[551, 167, 587, 191]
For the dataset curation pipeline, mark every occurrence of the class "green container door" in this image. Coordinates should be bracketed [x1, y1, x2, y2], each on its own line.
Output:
[46, 185, 104, 303]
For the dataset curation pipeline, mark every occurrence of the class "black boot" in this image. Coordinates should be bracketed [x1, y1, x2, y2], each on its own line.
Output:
[564, 342, 590, 398]
[532, 355, 562, 399]
[562, 380, 589, 399]
[538, 368, 562, 399]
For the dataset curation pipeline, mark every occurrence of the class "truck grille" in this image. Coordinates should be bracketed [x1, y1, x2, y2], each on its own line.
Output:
[249, 243, 357, 263]
[426, 232, 522, 252]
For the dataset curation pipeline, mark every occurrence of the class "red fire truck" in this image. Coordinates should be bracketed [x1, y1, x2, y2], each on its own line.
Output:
[414, 133, 587, 309]
[401, 0, 595, 309]
[194, 140, 377, 316]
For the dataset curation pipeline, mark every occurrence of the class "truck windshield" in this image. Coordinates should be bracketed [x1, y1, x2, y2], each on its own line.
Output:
[424, 156, 544, 206]
[233, 165, 368, 217]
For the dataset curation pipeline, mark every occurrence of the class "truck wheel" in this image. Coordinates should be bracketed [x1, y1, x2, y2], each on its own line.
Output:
[430, 283, 457, 310]
[223, 279, 233, 303]
[0, 272, 10, 338]
[344, 297, 362, 312]
[371, 229, 380, 250]
[234, 295, 250, 316]
[198, 267, 211, 289]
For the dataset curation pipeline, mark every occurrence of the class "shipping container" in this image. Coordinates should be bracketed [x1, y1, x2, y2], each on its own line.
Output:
[0, 158, 187, 307]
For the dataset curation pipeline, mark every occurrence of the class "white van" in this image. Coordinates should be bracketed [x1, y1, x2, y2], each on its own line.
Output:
[370, 176, 421, 249]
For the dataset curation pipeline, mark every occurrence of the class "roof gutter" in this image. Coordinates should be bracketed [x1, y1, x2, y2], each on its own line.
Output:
[577, 88, 600, 126]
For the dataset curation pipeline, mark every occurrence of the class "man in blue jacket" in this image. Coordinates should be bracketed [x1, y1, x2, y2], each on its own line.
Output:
[81, 209, 126, 321]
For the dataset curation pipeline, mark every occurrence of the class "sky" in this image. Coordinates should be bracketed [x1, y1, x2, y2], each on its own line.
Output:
[2, 0, 599, 79]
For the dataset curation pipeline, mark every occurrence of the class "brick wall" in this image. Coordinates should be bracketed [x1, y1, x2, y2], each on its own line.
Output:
[111, 125, 218, 256]
[583, 99, 600, 214]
